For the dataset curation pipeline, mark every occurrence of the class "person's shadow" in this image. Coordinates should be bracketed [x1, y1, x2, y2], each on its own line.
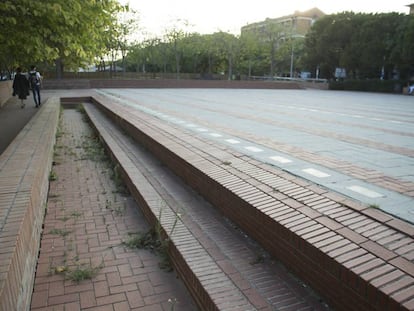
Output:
[0, 96, 39, 154]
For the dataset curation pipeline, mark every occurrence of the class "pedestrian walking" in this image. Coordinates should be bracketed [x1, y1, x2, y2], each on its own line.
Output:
[408, 84, 414, 95]
[12, 67, 30, 108]
[28, 65, 42, 107]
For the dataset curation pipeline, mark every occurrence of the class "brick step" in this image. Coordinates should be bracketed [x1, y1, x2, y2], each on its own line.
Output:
[71, 94, 414, 311]
[80, 102, 330, 310]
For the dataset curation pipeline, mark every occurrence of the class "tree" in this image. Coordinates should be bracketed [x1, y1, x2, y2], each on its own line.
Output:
[210, 32, 239, 79]
[180, 34, 205, 74]
[0, 0, 126, 77]
[163, 20, 191, 79]
[303, 13, 356, 79]
[239, 31, 261, 77]
[261, 20, 286, 76]
[111, 6, 140, 74]
[388, 14, 414, 80]
[303, 12, 414, 80]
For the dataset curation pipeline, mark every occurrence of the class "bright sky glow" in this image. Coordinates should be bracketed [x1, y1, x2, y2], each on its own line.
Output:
[121, 0, 411, 37]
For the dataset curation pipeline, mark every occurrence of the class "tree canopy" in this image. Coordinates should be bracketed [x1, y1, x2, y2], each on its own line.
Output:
[2, 3, 412, 82]
[303, 12, 414, 80]
[0, 0, 127, 75]
[125, 12, 413, 81]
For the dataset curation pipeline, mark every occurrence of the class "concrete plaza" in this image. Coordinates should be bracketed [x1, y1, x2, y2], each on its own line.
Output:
[98, 88, 414, 224]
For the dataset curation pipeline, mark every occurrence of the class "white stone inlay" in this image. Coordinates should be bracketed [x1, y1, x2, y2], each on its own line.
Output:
[269, 156, 292, 164]
[245, 146, 263, 152]
[226, 139, 240, 144]
[209, 133, 222, 137]
[347, 185, 384, 198]
[196, 128, 208, 132]
[302, 168, 330, 178]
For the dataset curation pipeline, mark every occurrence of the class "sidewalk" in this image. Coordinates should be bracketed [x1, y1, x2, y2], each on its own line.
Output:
[0, 94, 40, 153]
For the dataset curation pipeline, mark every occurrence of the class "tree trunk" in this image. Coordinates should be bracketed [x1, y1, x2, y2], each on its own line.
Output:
[55, 58, 63, 79]
[228, 55, 233, 80]
[208, 54, 212, 74]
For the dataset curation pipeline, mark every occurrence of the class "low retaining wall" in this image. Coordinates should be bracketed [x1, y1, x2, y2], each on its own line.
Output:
[0, 81, 12, 107]
[0, 99, 60, 311]
[42, 78, 303, 90]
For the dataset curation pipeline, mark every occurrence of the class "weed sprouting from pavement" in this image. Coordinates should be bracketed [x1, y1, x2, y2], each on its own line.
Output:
[123, 206, 182, 272]
[65, 262, 104, 283]
[49, 170, 58, 181]
[49, 228, 71, 237]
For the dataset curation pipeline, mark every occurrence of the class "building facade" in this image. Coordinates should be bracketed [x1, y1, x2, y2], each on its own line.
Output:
[241, 7, 325, 38]
[240, 8, 325, 78]
[408, 3, 414, 14]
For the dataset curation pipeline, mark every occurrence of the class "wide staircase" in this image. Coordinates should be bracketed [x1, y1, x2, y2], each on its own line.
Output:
[0, 89, 413, 311]
[76, 94, 414, 310]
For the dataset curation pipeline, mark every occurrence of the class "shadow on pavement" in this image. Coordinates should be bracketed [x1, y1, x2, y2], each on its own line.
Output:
[0, 95, 42, 154]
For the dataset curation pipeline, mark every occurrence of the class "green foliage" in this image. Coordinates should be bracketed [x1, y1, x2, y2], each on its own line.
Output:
[303, 12, 414, 80]
[329, 79, 404, 93]
[0, 0, 128, 73]
[125, 12, 414, 82]
[2, 3, 412, 83]
[65, 262, 103, 283]
[49, 228, 71, 237]
[122, 207, 181, 272]
[123, 226, 173, 271]
[49, 170, 58, 181]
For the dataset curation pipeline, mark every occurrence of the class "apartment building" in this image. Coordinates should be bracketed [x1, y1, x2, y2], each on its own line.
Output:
[408, 3, 414, 14]
[241, 7, 325, 38]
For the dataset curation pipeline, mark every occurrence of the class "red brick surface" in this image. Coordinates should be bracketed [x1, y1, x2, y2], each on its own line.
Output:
[86, 93, 414, 311]
[0, 98, 59, 311]
[30, 108, 198, 311]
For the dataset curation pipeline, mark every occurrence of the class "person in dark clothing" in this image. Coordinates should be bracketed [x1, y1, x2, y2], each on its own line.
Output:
[28, 65, 42, 107]
[12, 67, 30, 108]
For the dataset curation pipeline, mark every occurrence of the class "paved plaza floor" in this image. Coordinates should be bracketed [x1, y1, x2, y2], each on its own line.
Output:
[98, 88, 414, 224]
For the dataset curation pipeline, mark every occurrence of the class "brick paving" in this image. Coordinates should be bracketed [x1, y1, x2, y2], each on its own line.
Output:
[82, 100, 332, 310]
[30, 108, 197, 310]
[0, 97, 60, 311]
[85, 92, 414, 311]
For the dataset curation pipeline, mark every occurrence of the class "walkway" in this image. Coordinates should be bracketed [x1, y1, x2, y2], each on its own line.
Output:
[30, 106, 198, 310]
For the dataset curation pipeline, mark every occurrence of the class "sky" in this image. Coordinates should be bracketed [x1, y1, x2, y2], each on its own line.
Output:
[120, 0, 412, 37]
